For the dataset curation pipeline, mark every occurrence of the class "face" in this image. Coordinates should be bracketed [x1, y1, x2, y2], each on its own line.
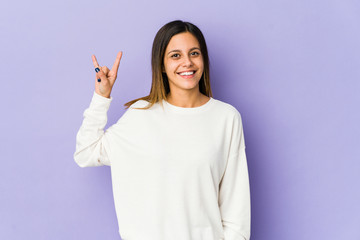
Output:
[163, 32, 204, 95]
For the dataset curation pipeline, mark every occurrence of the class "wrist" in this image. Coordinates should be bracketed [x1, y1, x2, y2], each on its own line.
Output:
[95, 90, 111, 99]
[95, 91, 111, 99]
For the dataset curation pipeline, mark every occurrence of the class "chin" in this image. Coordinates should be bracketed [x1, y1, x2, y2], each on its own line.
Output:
[177, 82, 200, 91]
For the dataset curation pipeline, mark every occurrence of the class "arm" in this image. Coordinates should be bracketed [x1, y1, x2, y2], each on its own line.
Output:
[219, 112, 251, 240]
[73, 91, 113, 167]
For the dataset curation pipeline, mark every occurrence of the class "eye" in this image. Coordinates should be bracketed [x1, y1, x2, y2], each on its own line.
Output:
[191, 51, 200, 56]
[171, 53, 180, 58]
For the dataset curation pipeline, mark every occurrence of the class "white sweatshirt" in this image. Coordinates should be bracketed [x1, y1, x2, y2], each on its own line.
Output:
[74, 91, 251, 240]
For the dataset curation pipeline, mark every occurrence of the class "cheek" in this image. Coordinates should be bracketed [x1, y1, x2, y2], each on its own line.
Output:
[195, 58, 204, 69]
[165, 62, 178, 73]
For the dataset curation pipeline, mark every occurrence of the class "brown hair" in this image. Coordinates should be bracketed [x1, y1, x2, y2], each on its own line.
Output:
[124, 20, 213, 110]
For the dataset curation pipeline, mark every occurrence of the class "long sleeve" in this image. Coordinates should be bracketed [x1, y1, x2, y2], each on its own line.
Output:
[73, 91, 114, 167]
[219, 111, 251, 240]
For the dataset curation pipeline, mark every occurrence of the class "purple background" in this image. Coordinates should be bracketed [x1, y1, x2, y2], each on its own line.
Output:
[1, 0, 359, 239]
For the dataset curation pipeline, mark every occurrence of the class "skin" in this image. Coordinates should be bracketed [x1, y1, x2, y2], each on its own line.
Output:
[91, 32, 210, 107]
[92, 51, 123, 98]
[163, 32, 210, 108]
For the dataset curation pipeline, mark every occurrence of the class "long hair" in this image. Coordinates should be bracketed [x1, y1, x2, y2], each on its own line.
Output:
[124, 20, 212, 110]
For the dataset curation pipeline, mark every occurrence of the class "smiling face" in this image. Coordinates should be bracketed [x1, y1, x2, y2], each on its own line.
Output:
[163, 32, 204, 95]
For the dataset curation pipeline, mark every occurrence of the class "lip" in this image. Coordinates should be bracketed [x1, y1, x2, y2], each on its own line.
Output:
[177, 70, 197, 74]
[177, 70, 196, 79]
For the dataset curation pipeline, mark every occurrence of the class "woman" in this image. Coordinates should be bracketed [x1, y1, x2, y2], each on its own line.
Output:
[74, 20, 251, 240]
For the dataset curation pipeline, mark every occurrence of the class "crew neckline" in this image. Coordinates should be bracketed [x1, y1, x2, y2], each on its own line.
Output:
[162, 97, 215, 114]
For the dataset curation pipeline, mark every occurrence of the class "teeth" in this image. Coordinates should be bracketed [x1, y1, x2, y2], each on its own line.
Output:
[179, 71, 195, 76]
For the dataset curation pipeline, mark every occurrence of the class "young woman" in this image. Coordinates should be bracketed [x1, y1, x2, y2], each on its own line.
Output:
[74, 20, 251, 240]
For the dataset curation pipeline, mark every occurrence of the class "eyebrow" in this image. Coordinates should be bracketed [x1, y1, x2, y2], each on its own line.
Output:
[167, 47, 201, 55]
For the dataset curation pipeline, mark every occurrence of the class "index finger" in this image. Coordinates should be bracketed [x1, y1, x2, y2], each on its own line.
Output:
[111, 51, 123, 73]
[92, 54, 100, 68]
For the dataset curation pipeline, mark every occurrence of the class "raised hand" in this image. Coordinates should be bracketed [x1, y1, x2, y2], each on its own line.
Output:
[92, 51, 123, 98]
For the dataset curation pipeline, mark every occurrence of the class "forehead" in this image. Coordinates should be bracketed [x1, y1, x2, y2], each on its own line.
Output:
[166, 32, 200, 50]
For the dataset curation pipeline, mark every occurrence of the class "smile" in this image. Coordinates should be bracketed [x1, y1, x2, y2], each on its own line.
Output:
[177, 70, 196, 78]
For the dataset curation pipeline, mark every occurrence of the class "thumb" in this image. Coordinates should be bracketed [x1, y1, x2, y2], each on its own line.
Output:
[102, 66, 110, 75]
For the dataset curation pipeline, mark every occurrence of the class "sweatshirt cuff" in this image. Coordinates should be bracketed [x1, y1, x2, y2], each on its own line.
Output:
[89, 91, 113, 111]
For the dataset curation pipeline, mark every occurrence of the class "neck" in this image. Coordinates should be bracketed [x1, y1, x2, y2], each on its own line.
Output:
[166, 90, 209, 108]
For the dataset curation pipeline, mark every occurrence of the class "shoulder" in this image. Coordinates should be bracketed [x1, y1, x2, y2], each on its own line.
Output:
[213, 99, 245, 142]
[115, 99, 150, 125]
[212, 98, 243, 120]
[129, 99, 151, 109]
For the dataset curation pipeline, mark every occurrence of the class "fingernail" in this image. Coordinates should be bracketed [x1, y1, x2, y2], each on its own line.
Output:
[97, 78, 101, 82]
[95, 67, 100, 73]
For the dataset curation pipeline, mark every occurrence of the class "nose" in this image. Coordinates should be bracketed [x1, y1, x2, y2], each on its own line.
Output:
[182, 55, 193, 67]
